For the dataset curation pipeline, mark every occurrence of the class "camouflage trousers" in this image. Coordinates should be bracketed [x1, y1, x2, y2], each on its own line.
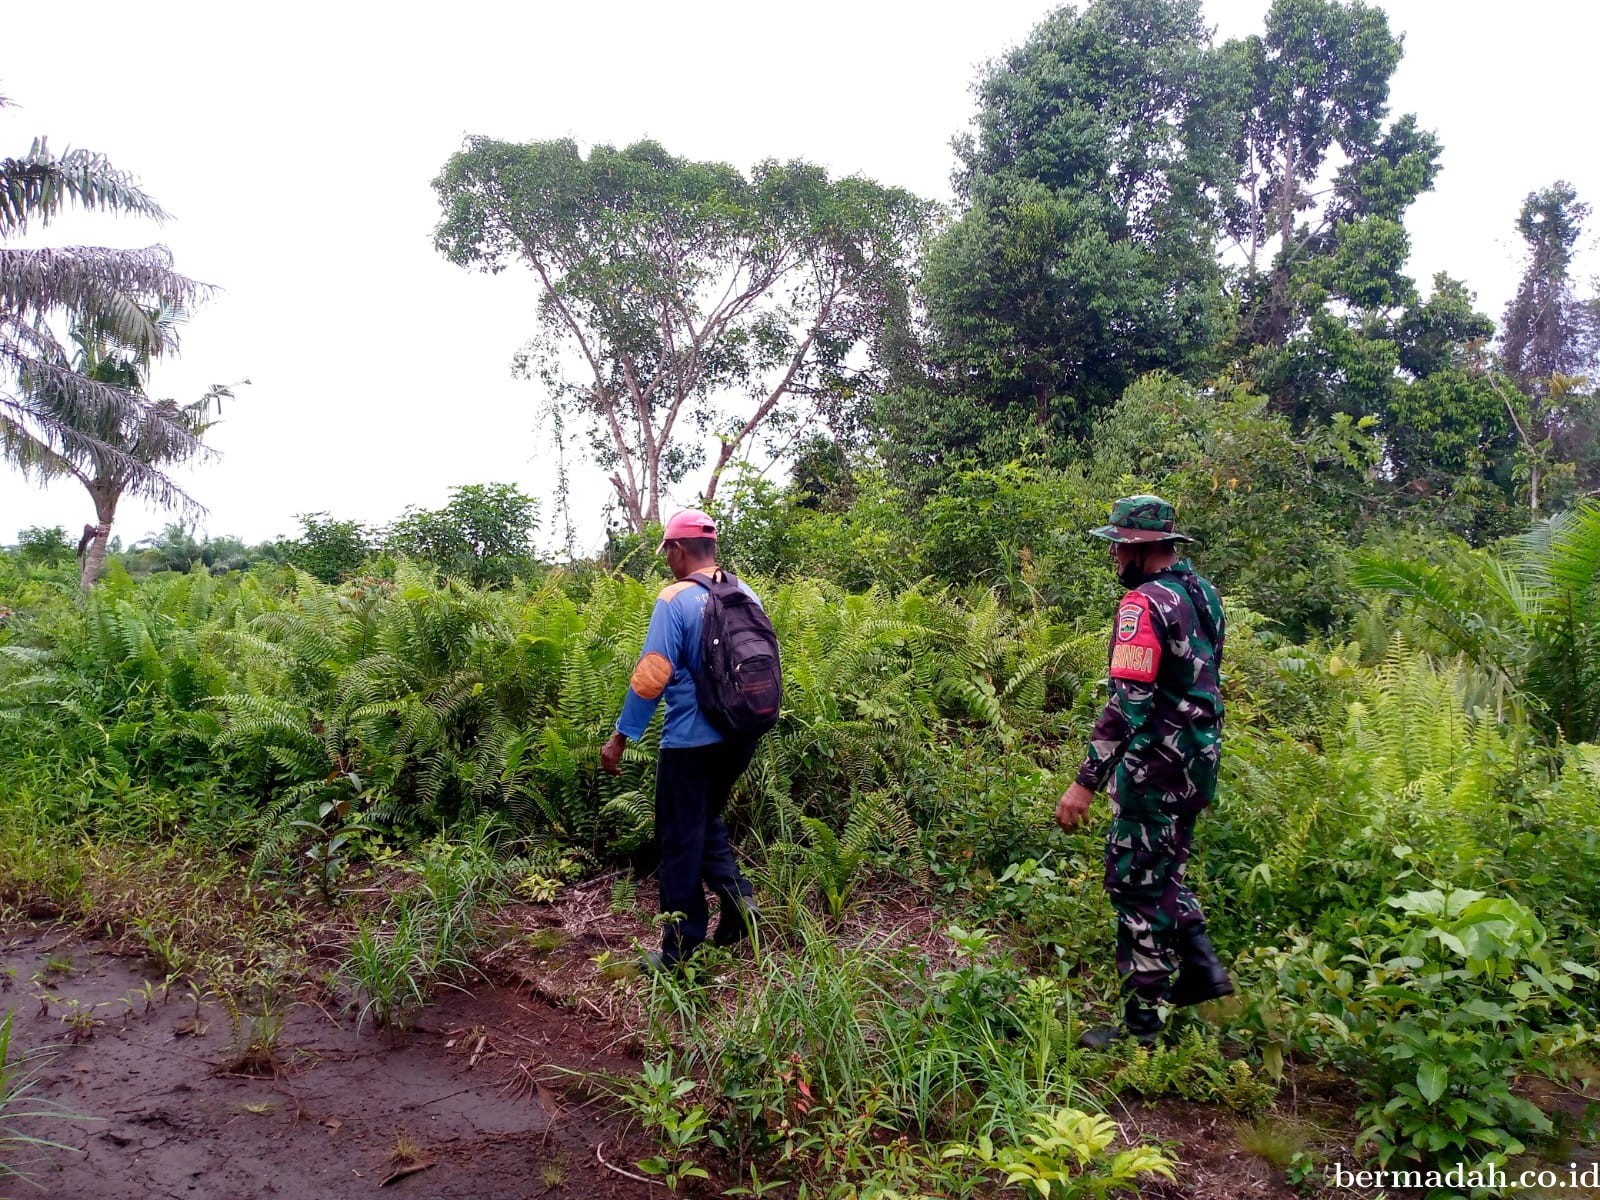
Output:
[1103, 785, 1206, 998]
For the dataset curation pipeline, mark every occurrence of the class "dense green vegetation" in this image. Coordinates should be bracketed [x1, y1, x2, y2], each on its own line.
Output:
[5, 0, 1600, 1195]
[3, 490, 1598, 1188]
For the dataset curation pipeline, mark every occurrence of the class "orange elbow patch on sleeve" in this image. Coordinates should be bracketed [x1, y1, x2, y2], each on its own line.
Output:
[631, 652, 673, 700]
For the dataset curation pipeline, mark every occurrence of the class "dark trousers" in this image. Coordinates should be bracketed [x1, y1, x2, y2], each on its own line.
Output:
[655, 737, 757, 964]
[1104, 793, 1206, 998]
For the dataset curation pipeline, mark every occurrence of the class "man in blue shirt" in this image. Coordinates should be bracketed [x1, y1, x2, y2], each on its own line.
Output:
[601, 509, 762, 971]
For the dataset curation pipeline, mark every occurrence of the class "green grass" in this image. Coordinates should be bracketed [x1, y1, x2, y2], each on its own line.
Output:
[0, 1011, 87, 1182]
[634, 909, 1097, 1191]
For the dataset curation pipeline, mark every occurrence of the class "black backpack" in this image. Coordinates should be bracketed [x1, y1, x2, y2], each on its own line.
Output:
[689, 570, 783, 738]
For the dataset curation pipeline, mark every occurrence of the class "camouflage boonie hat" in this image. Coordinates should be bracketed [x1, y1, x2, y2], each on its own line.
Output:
[1089, 494, 1194, 544]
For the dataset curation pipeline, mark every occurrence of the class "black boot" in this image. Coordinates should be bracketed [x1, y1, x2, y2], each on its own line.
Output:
[1078, 991, 1165, 1051]
[639, 949, 685, 976]
[1169, 926, 1233, 1007]
[711, 894, 759, 948]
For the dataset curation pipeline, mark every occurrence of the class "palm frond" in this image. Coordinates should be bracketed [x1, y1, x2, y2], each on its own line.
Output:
[0, 245, 210, 343]
[0, 356, 209, 511]
[1531, 500, 1600, 600]
[0, 138, 168, 234]
[1350, 554, 1519, 685]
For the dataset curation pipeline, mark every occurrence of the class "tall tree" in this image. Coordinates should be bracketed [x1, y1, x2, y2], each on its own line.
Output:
[1493, 184, 1600, 512]
[16, 312, 235, 589]
[434, 139, 927, 532]
[920, 0, 1238, 444]
[1, 94, 211, 488]
[1501, 182, 1596, 394]
[1221, 0, 1447, 449]
[1225, 0, 1438, 353]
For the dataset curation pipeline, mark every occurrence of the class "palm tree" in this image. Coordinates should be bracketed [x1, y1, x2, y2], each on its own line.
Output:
[22, 313, 234, 589]
[1, 92, 213, 527]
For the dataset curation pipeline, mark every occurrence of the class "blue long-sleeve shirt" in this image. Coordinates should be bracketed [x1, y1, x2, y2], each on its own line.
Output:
[616, 571, 762, 748]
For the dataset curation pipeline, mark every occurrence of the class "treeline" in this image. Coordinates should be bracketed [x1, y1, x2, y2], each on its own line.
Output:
[430, 0, 1597, 588]
[7, 482, 542, 589]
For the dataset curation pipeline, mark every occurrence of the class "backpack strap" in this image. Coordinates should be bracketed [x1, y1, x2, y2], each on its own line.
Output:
[1154, 567, 1222, 660]
[685, 567, 730, 593]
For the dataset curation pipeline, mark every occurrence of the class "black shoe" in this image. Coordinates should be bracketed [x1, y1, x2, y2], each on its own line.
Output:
[1169, 928, 1233, 1007]
[1077, 1023, 1162, 1051]
[711, 895, 759, 948]
[638, 950, 683, 976]
[1078, 991, 1164, 1050]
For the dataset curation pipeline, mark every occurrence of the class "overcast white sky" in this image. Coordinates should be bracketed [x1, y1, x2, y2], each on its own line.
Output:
[3, 0, 1596, 555]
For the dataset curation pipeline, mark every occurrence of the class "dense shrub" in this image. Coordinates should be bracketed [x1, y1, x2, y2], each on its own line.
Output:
[2, 499, 1596, 1177]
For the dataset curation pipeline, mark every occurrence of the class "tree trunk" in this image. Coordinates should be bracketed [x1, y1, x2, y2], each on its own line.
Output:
[1266, 137, 1298, 347]
[609, 473, 644, 532]
[79, 486, 118, 591]
[700, 320, 829, 510]
[1492, 377, 1544, 518]
[1034, 379, 1052, 431]
[1246, 160, 1261, 283]
[80, 518, 114, 591]
[702, 435, 743, 508]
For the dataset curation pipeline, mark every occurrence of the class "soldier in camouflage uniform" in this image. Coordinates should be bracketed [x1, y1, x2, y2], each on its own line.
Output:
[1055, 496, 1232, 1048]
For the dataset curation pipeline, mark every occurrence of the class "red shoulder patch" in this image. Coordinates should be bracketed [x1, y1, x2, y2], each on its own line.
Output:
[1109, 590, 1160, 683]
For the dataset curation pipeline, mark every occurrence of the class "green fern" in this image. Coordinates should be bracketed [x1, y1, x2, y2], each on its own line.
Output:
[799, 791, 924, 920]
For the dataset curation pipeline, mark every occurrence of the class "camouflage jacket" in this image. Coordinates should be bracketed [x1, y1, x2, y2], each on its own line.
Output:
[1075, 560, 1225, 810]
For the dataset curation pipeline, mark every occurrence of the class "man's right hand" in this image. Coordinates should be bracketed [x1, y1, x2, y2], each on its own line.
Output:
[600, 731, 628, 776]
[1055, 781, 1095, 832]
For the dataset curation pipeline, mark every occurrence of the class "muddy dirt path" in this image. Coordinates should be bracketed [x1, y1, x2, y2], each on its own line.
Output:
[2, 924, 654, 1200]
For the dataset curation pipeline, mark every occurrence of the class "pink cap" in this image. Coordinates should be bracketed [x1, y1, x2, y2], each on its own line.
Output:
[657, 509, 718, 551]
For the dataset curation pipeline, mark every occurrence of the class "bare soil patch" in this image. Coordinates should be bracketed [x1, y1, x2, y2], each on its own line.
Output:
[2, 922, 655, 1200]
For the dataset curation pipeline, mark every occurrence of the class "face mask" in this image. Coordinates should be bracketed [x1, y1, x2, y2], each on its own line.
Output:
[1116, 552, 1147, 588]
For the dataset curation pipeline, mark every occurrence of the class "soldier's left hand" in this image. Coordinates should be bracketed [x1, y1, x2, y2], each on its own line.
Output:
[1055, 782, 1094, 832]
